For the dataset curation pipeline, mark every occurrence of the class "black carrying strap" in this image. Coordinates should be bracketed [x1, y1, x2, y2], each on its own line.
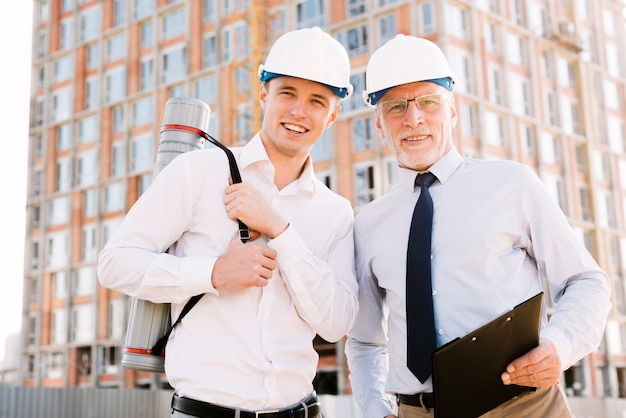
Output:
[151, 126, 250, 357]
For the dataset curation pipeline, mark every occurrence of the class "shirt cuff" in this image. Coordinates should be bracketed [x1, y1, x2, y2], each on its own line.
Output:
[540, 326, 573, 370]
[178, 255, 220, 297]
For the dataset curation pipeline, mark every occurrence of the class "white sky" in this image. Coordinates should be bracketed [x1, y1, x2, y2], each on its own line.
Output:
[0, 1, 33, 362]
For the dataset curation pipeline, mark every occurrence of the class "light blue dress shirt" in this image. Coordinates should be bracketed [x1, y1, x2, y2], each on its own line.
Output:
[346, 147, 611, 418]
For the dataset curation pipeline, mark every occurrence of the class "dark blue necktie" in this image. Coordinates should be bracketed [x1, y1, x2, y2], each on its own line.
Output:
[406, 172, 437, 383]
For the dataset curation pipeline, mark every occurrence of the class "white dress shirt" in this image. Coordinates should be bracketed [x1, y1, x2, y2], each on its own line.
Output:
[345, 147, 611, 418]
[97, 134, 358, 410]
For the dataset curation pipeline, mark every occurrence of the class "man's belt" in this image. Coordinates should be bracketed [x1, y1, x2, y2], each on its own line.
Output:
[397, 392, 435, 409]
[171, 392, 320, 418]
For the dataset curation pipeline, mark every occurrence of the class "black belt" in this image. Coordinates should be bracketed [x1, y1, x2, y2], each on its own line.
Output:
[171, 393, 320, 418]
[397, 393, 435, 409]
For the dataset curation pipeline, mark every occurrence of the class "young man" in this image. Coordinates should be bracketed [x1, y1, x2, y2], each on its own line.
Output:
[345, 34, 611, 418]
[97, 27, 358, 418]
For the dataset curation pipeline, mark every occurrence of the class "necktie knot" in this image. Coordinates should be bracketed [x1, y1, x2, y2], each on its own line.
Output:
[415, 172, 437, 189]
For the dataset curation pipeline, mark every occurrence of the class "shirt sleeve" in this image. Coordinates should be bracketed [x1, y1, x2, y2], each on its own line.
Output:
[96, 154, 220, 304]
[345, 222, 396, 418]
[268, 201, 358, 343]
[521, 166, 612, 369]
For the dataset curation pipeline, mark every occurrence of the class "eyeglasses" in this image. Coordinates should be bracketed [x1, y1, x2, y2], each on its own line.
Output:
[377, 93, 451, 117]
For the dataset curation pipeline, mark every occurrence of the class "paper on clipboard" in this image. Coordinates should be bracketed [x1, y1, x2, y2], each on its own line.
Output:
[431, 292, 543, 418]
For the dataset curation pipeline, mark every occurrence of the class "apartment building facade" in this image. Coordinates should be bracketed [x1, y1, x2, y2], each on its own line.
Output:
[23, 0, 626, 402]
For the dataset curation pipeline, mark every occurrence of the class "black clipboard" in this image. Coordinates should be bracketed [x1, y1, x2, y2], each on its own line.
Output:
[431, 292, 543, 418]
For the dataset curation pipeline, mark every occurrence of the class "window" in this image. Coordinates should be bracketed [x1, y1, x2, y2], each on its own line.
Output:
[297, 0, 324, 28]
[604, 80, 621, 110]
[82, 224, 97, 261]
[100, 346, 121, 374]
[54, 55, 73, 83]
[540, 131, 560, 164]
[53, 87, 73, 122]
[32, 205, 41, 228]
[140, 58, 153, 90]
[109, 299, 125, 339]
[51, 308, 67, 345]
[113, 0, 125, 26]
[60, 18, 74, 50]
[132, 135, 154, 171]
[133, 0, 153, 19]
[74, 267, 96, 296]
[27, 314, 37, 347]
[107, 33, 126, 62]
[235, 104, 253, 145]
[355, 165, 375, 208]
[85, 77, 98, 110]
[544, 90, 556, 125]
[448, 48, 471, 94]
[338, 25, 368, 58]
[47, 232, 69, 268]
[84, 189, 97, 217]
[506, 33, 525, 66]
[33, 168, 43, 197]
[561, 97, 581, 135]
[56, 159, 71, 192]
[42, 352, 64, 379]
[378, 14, 396, 45]
[347, 0, 366, 17]
[204, 35, 217, 67]
[77, 150, 99, 187]
[86, 44, 99, 69]
[162, 46, 187, 83]
[112, 142, 126, 176]
[607, 116, 625, 154]
[520, 124, 536, 156]
[57, 124, 72, 151]
[49, 197, 70, 225]
[540, 50, 551, 77]
[485, 21, 499, 53]
[195, 75, 217, 104]
[352, 117, 375, 152]
[483, 111, 504, 147]
[232, 24, 250, 60]
[106, 67, 127, 103]
[79, 115, 99, 144]
[80, 6, 100, 42]
[557, 57, 576, 88]
[487, 65, 502, 105]
[132, 96, 153, 127]
[204, 0, 215, 23]
[446, 4, 468, 40]
[384, 157, 399, 191]
[461, 102, 477, 138]
[346, 72, 366, 112]
[72, 304, 95, 342]
[31, 242, 40, 270]
[311, 131, 330, 162]
[509, 74, 530, 116]
[104, 182, 126, 212]
[235, 66, 250, 95]
[420, 2, 435, 35]
[528, 1, 547, 36]
[113, 106, 124, 133]
[141, 21, 153, 48]
[510, 0, 525, 26]
[163, 9, 184, 40]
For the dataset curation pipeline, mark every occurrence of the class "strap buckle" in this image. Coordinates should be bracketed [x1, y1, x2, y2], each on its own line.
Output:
[255, 409, 280, 417]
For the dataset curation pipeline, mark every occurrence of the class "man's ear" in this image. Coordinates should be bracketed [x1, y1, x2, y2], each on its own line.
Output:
[325, 104, 341, 130]
[259, 83, 268, 110]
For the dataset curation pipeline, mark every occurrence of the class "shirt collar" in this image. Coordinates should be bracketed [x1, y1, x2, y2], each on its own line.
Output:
[239, 133, 317, 195]
[397, 146, 464, 192]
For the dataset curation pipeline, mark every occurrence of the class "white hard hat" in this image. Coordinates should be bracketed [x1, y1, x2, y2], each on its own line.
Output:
[258, 27, 353, 100]
[363, 34, 455, 107]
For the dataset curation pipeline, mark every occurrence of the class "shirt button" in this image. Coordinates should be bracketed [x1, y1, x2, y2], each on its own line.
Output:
[438, 329, 445, 335]
[432, 289, 437, 296]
